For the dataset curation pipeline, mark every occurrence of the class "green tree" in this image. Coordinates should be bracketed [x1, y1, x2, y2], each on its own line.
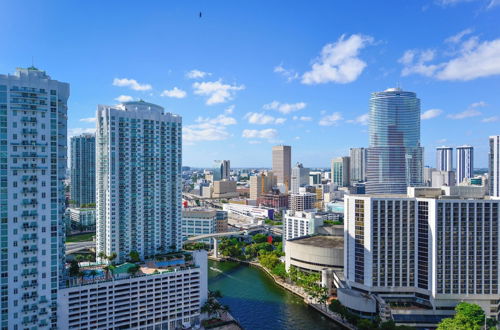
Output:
[271, 262, 287, 278]
[68, 260, 80, 277]
[357, 318, 376, 330]
[108, 252, 117, 265]
[437, 302, 485, 330]
[252, 233, 267, 243]
[129, 250, 140, 263]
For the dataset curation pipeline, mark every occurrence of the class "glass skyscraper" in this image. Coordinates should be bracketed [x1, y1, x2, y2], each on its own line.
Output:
[70, 133, 96, 206]
[366, 88, 423, 194]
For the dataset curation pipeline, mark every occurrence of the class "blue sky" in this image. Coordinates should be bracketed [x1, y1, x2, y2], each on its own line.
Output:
[1, 1, 499, 168]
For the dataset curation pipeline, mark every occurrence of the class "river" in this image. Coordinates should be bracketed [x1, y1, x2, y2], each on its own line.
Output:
[208, 260, 342, 330]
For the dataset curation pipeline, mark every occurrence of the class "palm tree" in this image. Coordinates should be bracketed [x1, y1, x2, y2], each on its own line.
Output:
[98, 251, 107, 263]
[89, 269, 98, 283]
[78, 270, 85, 284]
[108, 252, 117, 265]
[75, 254, 85, 266]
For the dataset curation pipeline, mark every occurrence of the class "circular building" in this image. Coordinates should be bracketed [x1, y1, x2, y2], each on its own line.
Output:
[284, 235, 343, 273]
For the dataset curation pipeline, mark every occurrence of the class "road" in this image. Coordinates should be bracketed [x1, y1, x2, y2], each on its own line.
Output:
[65, 241, 95, 254]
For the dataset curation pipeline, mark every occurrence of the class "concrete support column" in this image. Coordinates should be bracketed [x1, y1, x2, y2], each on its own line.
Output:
[213, 237, 219, 259]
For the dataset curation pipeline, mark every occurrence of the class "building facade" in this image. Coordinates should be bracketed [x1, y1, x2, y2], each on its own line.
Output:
[291, 162, 309, 194]
[70, 133, 95, 206]
[0, 67, 68, 329]
[456, 145, 474, 185]
[344, 187, 500, 319]
[58, 251, 208, 330]
[272, 145, 291, 191]
[212, 160, 230, 182]
[288, 191, 316, 212]
[249, 172, 275, 200]
[181, 209, 217, 243]
[350, 148, 367, 184]
[331, 157, 350, 187]
[68, 207, 96, 230]
[284, 235, 343, 273]
[436, 146, 453, 172]
[215, 210, 228, 233]
[96, 101, 182, 264]
[489, 136, 500, 198]
[366, 88, 423, 194]
[283, 210, 323, 242]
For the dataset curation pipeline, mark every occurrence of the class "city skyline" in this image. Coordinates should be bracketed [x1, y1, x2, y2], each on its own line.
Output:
[1, 1, 500, 167]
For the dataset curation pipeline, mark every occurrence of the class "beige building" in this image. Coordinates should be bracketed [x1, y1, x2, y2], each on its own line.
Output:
[272, 145, 291, 190]
[285, 235, 343, 273]
[212, 180, 238, 198]
[250, 172, 276, 200]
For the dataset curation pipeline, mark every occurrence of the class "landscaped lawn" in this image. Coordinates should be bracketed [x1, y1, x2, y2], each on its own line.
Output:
[66, 232, 95, 243]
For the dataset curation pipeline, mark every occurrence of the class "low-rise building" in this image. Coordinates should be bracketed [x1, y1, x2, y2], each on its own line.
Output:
[283, 210, 323, 242]
[182, 209, 217, 243]
[212, 180, 238, 199]
[257, 190, 289, 210]
[58, 251, 208, 329]
[285, 235, 343, 273]
[68, 207, 96, 230]
[222, 203, 273, 222]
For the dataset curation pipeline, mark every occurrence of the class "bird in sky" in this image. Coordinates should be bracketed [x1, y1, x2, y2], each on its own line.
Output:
[199, 12, 202, 18]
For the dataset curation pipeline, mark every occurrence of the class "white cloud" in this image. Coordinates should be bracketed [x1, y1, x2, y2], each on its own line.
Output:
[225, 105, 235, 114]
[302, 34, 374, 84]
[447, 101, 485, 119]
[292, 116, 312, 121]
[79, 117, 96, 123]
[115, 95, 134, 103]
[112, 78, 152, 91]
[68, 127, 96, 137]
[192, 80, 245, 105]
[186, 70, 211, 79]
[242, 129, 278, 140]
[319, 112, 343, 126]
[436, 0, 475, 6]
[244, 112, 286, 125]
[263, 101, 306, 114]
[400, 33, 500, 81]
[421, 109, 443, 120]
[161, 87, 187, 98]
[274, 64, 299, 82]
[445, 28, 473, 44]
[482, 116, 500, 122]
[183, 114, 237, 143]
[248, 140, 262, 145]
[488, 0, 500, 8]
[346, 113, 369, 125]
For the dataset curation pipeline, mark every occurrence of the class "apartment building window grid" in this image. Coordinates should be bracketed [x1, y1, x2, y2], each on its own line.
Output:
[354, 199, 365, 284]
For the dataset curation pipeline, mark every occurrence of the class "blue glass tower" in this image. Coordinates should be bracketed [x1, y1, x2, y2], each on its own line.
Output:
[366, 88, 423, 194]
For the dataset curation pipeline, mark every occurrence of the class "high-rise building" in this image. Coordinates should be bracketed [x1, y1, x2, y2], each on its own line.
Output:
[272, 145, 291, 190]
[289, 190, 316, 212]
[213, 160, 230, 181]
[283, 210, 323, 242]
[70, 133, 96, 206]
[366, 88, 423, 194]
[96, 100, 182, 264]
[344, 187, 500, 319]
[0, 67, 69, 329]
[291, 162, 310, 194]
[350, 148, 366, 184]
[456, 145, 474, 184]
[331, 157, 350, 187]
[249, 172, 275, 200]
[436, 146, 453, 172]
[490, 136, 500, 198]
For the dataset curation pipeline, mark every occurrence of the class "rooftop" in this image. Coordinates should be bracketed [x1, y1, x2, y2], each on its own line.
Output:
[288, 235, 343, 248]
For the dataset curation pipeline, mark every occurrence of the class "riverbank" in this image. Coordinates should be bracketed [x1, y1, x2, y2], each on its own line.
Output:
[216, 256, 355, 330]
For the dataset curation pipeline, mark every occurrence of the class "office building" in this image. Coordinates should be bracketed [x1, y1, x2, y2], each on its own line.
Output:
[249, 172, 275, 200]
[436, 146, 453, 172]
[58, 251, 208, 329]
[258, 189, 289, 210]
[366, 88, 423, 194]
[423, 167, 435, 187]
[212, 180, 238, 199]
[68, 207, 96, 230]
[289, 190, 316, 212]
[215, 210, 228, 233]
[350, 148, 367, 183]
[331, 157, 350, 187]
[272, 145, 291, 191]
[456, 145, 473, 184]
[0, 67, 68, 329]
[213, 160, 230, 181]
[431, 170, 455, 187]
[489, 136, 500, 198]
[96, 100, 182, 264]
[283, 210, 323, 242]
[291, 162, 310, 194]
[70, 133, 96, 206]
[309, 172, 322, 185]
[182, 209, 217, 244]
[344, 187, 500, 319]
